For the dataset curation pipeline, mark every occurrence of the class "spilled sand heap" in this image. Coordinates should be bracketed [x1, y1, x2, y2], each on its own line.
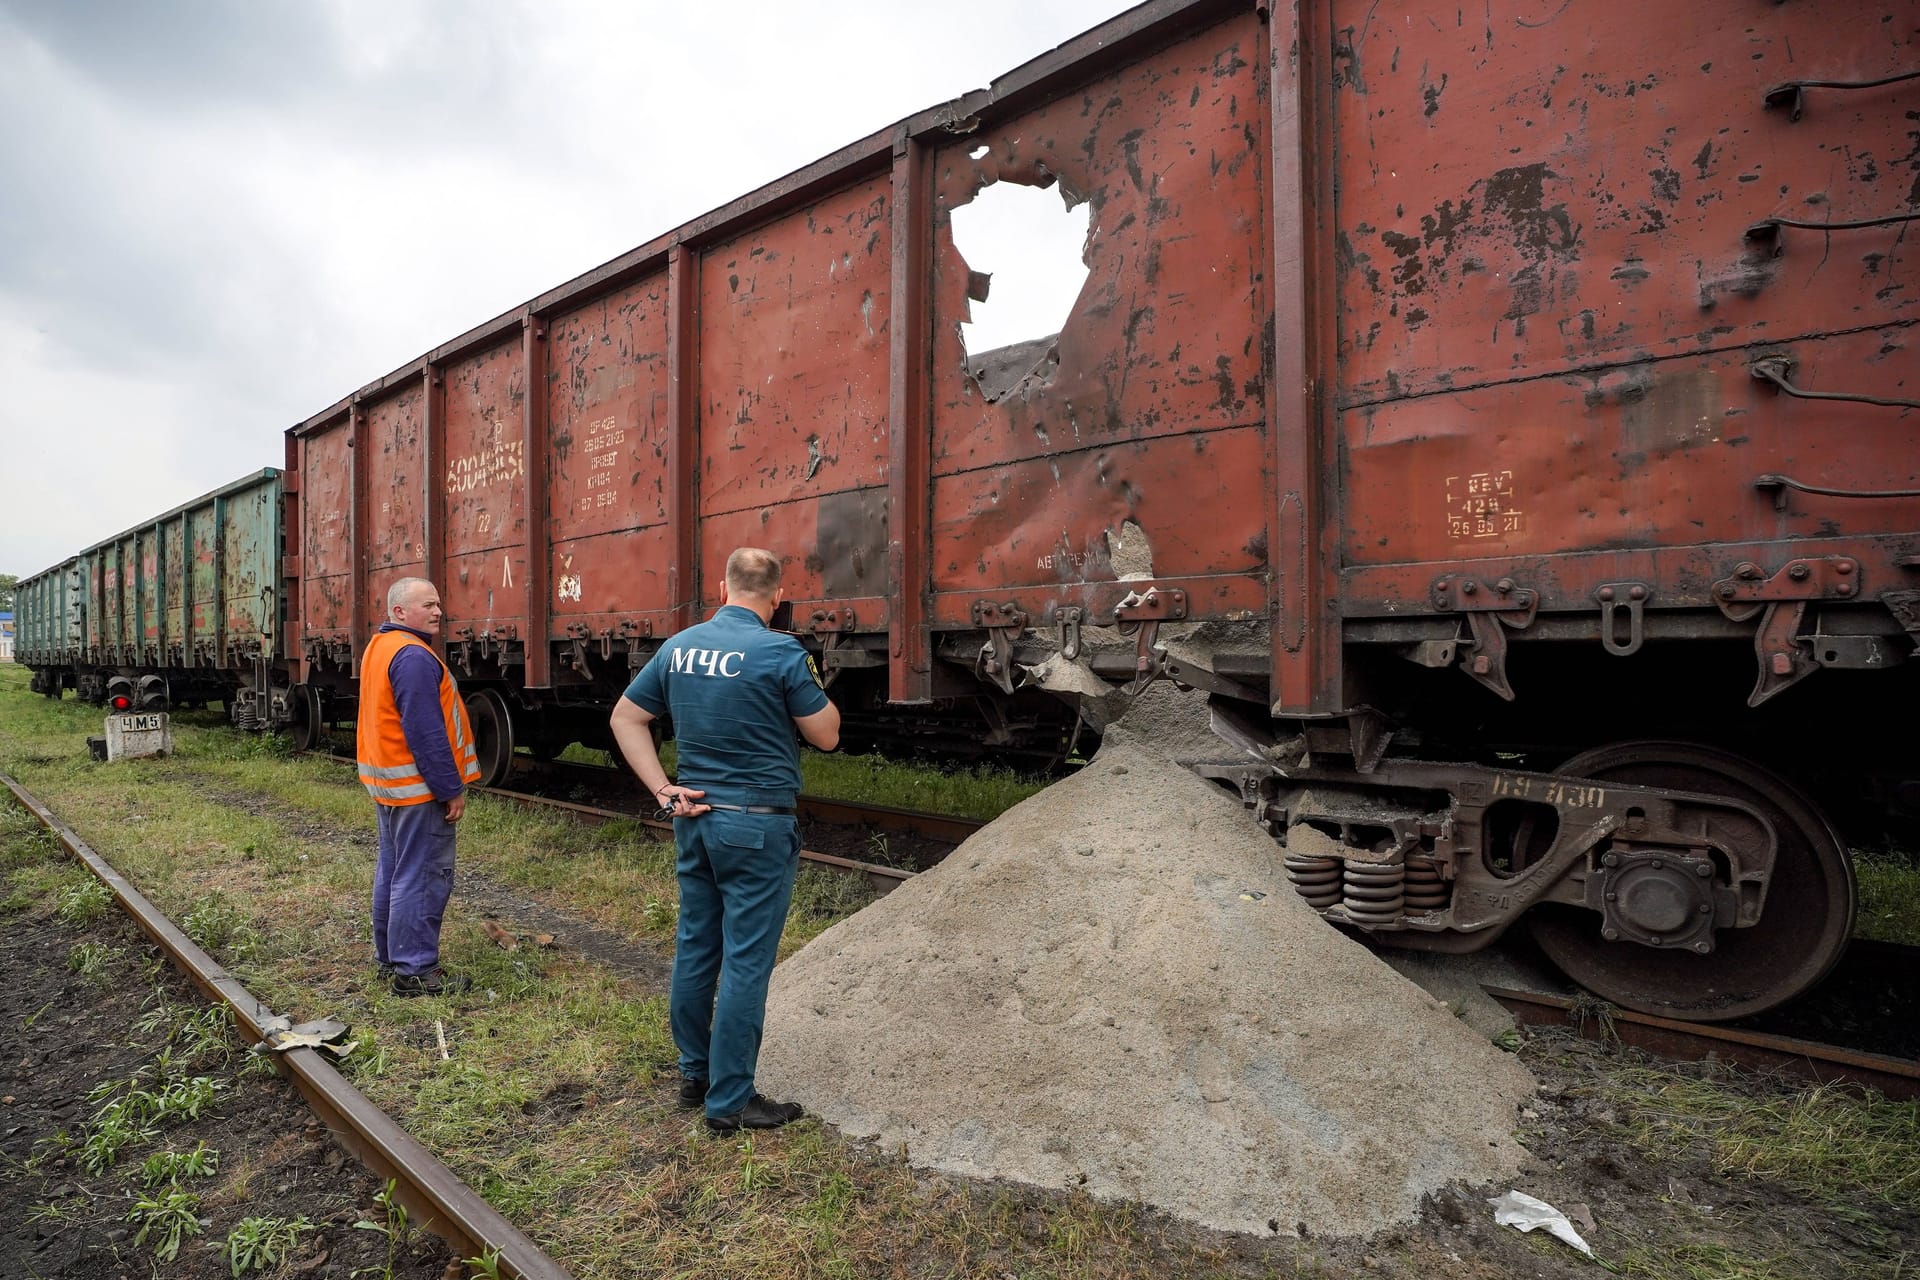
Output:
[760, 722, 1536, 1238]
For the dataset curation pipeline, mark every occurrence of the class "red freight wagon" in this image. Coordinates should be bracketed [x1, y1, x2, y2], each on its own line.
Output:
[277, 0, 1917, 1020]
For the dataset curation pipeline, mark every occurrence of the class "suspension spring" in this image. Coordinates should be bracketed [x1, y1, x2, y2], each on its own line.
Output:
[1283, 854, 1342, 908]
[1342, 861, 1406, 926]
[1403, 855, 1448, 912]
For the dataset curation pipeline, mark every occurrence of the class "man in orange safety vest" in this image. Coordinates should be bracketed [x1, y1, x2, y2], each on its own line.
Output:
[356, 577, 482, 997]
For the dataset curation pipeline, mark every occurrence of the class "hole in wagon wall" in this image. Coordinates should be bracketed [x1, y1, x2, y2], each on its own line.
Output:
[950, 178, 1091, 402]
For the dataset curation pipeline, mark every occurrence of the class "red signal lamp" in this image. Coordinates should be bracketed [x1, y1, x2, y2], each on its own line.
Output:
[106, 676, 137, 713]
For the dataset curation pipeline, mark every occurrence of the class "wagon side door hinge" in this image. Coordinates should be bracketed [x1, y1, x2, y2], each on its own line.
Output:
[1712, 556, 1860, 706]
[1430, 575, 1538, 701]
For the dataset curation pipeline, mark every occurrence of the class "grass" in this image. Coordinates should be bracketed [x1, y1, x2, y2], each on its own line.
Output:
[1853, 847, 1920, 946]
[1603, 1066, 1920, 1211]
[796, 748, 1047, 820]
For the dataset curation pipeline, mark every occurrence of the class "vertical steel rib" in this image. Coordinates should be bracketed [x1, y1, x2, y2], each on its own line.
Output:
[0, 772, 574, 1280]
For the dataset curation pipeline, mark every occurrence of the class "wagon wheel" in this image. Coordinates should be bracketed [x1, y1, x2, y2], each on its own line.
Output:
[465, 689, 516, 787]
[288, 683, 327, 753]
[1526, 741, 1855, 1022]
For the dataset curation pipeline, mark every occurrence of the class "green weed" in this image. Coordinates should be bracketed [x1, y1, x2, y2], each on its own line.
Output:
[54, 878, 113, 926]
[141, 1141, 221, 1188]
[128, 1187, 202, 1262]
[66, 940, 112, 979]
[224, 1212, 313, 1275]
[352, 1178, 411, 1278]
[183, 893, 259, 957]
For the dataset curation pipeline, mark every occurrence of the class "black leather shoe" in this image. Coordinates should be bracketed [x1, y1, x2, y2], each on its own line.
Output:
[704, 1093, 804, 1133]
[391, 968, 472, 998]
[677, 1076, 708, 1108]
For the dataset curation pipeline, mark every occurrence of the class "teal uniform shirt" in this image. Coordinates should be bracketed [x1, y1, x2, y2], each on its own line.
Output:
[622, 605, 829, 801]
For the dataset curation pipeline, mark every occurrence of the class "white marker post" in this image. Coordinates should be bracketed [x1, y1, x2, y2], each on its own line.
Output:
[105, 713, 173, 761]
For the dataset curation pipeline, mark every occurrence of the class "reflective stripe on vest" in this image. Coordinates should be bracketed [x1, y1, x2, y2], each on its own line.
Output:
[354, 628, 483, 805]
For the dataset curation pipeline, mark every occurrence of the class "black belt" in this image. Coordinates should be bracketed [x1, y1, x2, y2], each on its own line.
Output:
[702, 803, 797, 816]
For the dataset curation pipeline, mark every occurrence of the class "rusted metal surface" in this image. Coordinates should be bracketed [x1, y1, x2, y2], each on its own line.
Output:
[0, 772, 573, 1280]
[546, 275, 673, 641]
[1330, 1, 1919, 653]
[1340, 337, 1920, 572]
[1485, 986, 1920, 1103]
[1268, 0, 1344, 717]
[888, 130, 935, 704]
[926, 14, 1271, 634]
[1332, 3, 1919, 403]
[441, 337, 530, 639]
[299, 418, 355, 649]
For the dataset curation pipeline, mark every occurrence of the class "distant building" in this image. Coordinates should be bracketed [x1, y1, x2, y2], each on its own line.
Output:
[0, 612, 12, 662]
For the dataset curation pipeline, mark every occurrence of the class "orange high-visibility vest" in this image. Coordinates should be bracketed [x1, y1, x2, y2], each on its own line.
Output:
[355, 630, 481, 805]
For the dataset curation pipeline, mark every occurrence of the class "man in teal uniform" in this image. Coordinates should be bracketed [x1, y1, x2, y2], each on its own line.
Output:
[610, 547, 841, 1131]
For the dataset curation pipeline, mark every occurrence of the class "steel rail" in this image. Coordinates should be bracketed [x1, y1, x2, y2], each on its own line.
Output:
[317, 751, 953, 892]
[475, 784, 921, 896]
[500, 752, 988, 845]
[0, 771, 574, 1280]
[1484, 985, 1920, 1102]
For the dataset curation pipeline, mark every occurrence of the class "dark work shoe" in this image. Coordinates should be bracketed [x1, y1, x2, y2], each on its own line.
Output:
[676, 1076, 709, 1109]
[391, 968, 472, 998]
[704, 1093, 804, 1133]
[375, 961, 395, 981]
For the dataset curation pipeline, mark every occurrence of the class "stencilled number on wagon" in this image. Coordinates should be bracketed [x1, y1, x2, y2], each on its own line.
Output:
[577, 415, 624, 507]
[1492, 773, 1605, 809]
[1544, 781, 1606, 809]
[580, 416, 624, 453]
[1445, 470, 1524, 540]
[445, 432, 524, 494]
[1491, 772, 1534, 799]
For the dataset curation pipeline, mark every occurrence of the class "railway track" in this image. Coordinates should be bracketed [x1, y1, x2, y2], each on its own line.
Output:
[317, 751, 983, 893]
[1, 771, 574, 1280]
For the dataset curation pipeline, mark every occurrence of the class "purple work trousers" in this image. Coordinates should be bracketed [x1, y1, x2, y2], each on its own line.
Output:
[372, 801, 457, 977]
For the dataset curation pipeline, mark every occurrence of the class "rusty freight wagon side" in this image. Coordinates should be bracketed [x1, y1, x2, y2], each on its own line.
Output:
[278, 0, 1917, 1019]
[18, 469, 285, 716]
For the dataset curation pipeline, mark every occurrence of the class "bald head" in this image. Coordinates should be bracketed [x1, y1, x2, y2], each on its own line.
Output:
[723, 548, 782, 602]
[386, 577, 444, 635]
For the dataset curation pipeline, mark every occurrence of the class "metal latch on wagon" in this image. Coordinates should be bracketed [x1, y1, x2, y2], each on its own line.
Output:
[1711, 556, 1864, 706]
[566, 619, 651, 675]
[1112, 586, 1187, 696]
[1429, 575, 1537, 701]
[807, 606, 880, 686]
[971, 600, 1030, 695]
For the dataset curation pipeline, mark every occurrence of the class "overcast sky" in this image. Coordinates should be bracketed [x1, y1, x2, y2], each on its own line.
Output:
[0, 0, 1127, 580]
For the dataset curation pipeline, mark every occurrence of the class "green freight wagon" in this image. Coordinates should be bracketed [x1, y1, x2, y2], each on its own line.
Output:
[17, 469, 284, 720]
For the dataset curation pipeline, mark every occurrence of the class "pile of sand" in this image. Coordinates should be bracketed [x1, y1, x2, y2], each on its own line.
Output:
[760, 726, 1536, 1238]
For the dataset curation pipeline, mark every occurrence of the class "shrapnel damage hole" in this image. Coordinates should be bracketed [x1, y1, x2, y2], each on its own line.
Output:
[951, 174, 1090, 402]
